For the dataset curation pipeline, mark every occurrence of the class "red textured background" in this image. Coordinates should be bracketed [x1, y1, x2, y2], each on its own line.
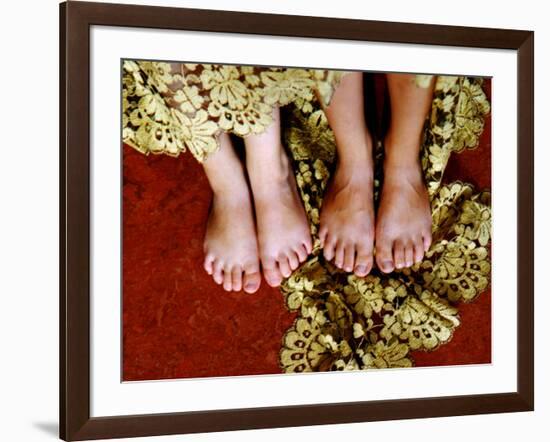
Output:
[122, 78, 492, 381]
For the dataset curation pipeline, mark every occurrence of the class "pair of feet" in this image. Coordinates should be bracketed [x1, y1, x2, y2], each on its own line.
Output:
[203, 134, 432, 294]
[203, 138, 312, 294]
[319, 137, 432, 277]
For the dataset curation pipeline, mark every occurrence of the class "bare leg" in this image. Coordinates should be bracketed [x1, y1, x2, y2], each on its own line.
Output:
[244, 107, 312, 288]
[375, 74, 434, 273]
[319, 72, 375, 277]
[202, 132, 261, 293]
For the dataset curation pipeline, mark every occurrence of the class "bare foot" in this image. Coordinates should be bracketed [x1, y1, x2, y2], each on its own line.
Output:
[203, 191, 262, 293]
[375, 139, 432, 273]
[202, 133, 261, 293]
[247, 144, 313, 287]
[319, 153, 375, 276]
[319, 71, 375, 276]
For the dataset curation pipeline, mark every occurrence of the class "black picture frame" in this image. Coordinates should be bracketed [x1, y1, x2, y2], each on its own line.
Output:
[60, 1, 534, 440]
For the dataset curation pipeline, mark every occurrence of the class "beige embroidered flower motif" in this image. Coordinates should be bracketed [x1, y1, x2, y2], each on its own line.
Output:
[427, 143, 451, 175]
[456, 200, 491, 246]
[452, 79, 491, 152]
[281, 257, 329, 310]
[172, 85, 205, 114]
[138, 61, 175, 94]
[344, 275, 385, 318]
[200, 65, 248, 110]
[422, 239, 490, 302]
[431, 183, 474, 237]
[380, 291, 459, 351]
[171, 109, 219, 161]
[361, 339, 413, 369]
[208, 89, 274, 137]
[260, 69, 315, 106]
[133, 92, 172, 125]
[280, 318, 322, 373]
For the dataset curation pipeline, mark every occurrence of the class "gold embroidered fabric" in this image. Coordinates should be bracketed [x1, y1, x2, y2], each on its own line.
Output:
[121, 64, 491, 373]
[123, 61, 346, 161]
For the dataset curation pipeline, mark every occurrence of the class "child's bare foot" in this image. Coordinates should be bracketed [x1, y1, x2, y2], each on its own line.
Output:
[319, 71, 375, 277]
[202, 133, 261, 293]
[203, 190, 262, 293]
[245, 107, 312, 287]
[248, 147, 313, 287]
[375, 139, 432, 273]
[319, 151, 375, 277]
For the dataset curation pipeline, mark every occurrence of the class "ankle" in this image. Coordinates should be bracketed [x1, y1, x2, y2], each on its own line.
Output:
[211, 183, 250, 207]
[334, 129, 373, 168]
[384, 131, 423, 168]
[383, 156, 424, 188]
[246, 144, 292, 189]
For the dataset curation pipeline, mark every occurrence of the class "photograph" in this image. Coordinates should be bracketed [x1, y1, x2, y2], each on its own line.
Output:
[121, 61, 492, 381]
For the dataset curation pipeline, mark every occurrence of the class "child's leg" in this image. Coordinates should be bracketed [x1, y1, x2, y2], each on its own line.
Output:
[375, 74, 434, 273]
[202, 131, 262, 293]
[244, 107, 313, 288]
[319, 72, 375, 277]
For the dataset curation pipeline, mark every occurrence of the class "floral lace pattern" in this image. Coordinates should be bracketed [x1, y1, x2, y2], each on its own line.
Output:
[121, 64, 491, 373]
[123, 61, 346, 161]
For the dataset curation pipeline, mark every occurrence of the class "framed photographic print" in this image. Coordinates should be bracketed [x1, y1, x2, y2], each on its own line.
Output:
[60, 1, 534, 440]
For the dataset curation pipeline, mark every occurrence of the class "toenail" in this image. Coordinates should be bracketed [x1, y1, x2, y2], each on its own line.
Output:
[355, 265, 367, 274]
[383, 261, 393, 269]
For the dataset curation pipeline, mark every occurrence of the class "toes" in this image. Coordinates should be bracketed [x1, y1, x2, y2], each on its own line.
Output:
[243, 271, 261, 293]
[404, 243, 414, 268]
[243, 263, 261, 294]
[303, 236, 313, 254]
[222, 266, 233, 291]
[278, 255, 292, 279]
[334, 243, 345, 269]
[413, 238, 425, 263]
[203, 254, 215, 275]
[423, 231, 432, 252]
[263, 258, 283, 287]
[354, 246, 373, 277]
[375, 238, 394, 273]
[264, 268, 283, 287]
[212, 260, 224, 285]
[231, 267, 243, 292]
[287, 251, 300, 271]
[393, 242, 406, 269]
[318, 227, 328, 248]
[323, 234, 337, 261]
[343, 245, 355, 273]
[354, 258, 372, 277]
[294, 245, 308, 263]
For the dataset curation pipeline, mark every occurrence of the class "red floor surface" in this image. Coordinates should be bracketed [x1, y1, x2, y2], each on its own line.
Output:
[122, 80, 492, 381]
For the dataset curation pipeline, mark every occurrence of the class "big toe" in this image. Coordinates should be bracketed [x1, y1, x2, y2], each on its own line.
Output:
[354, 250, 373, 277]
[243, 270, 261, 294]
[375, 239, 394, 273]
[262, 258, 283, 287]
